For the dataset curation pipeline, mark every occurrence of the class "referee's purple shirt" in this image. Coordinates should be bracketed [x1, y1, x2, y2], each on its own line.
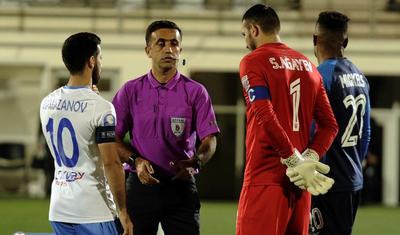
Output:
[112, 71, 220, 176]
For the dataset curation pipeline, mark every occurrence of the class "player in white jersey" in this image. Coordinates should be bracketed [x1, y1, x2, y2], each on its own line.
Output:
[39, 32, 133, 235]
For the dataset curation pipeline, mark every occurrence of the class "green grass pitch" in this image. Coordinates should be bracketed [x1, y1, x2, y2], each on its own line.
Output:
[0, 198, 399, 234]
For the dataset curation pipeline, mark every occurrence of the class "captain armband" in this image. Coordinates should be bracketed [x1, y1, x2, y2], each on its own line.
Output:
[247, 86, 271, 103]
[95, 126, 116, 143]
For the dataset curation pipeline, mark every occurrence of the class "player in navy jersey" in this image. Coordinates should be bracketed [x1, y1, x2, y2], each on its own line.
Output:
[236, 4, 338, 235]
[310, 11, 371, 235]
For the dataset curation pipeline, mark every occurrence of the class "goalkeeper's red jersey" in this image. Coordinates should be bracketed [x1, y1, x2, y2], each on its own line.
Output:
[239, 42, 338, 186]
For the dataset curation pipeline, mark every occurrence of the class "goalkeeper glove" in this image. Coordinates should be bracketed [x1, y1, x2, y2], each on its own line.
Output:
[281, 148, 334, 195]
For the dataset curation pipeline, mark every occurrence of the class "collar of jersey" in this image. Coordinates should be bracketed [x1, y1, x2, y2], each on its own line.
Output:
[63, 85, 91, 90]
[147, 70, 180, 90]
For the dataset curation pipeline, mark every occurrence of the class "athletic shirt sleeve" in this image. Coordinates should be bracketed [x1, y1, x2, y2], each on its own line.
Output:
[309, 78, 338, 156]
[362, 91, 371, 158]
[192, 84, 220, 140]
[94, 99, 117, 143]
[239, 55, 295, 158]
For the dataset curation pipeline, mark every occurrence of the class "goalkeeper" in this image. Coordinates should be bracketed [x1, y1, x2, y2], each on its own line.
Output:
[236, 4, 339, 235]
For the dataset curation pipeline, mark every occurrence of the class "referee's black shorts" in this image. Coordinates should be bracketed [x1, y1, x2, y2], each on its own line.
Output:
[126, 172, 200, 235]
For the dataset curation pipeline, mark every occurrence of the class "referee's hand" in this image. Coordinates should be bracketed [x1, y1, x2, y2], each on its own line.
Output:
[135, 157, 160, 185]
[172, 158, 197, 181]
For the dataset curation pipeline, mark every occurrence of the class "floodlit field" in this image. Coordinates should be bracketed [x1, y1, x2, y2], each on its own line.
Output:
[0, 198, 399, 235]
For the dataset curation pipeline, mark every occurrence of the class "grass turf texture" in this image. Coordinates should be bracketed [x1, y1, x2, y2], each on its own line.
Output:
[0, 198, 399, 235]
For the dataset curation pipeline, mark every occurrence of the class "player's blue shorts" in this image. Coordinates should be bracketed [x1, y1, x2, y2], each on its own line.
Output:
[50, 220, 118, 235]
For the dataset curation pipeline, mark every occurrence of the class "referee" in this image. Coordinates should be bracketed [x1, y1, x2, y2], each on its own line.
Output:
[112, 20, 220, 235]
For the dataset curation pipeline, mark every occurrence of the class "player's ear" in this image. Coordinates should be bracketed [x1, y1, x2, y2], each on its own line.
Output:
[88, 56, 95, 69]
[343, 38, 348, 48]
[249, 24, 259, 37]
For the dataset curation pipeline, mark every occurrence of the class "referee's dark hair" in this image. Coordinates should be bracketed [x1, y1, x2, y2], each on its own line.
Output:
[62, 32, 101, 75]
[242, 4, 280, 34]
[145, 20, 182, 46]
[316, 11, 350, 51]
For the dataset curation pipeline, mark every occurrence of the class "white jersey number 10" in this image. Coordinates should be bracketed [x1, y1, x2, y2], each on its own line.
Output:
[46, 117, 79, 167]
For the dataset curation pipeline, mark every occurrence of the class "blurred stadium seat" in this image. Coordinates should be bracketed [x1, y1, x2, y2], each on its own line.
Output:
[0, 143, 26, 193]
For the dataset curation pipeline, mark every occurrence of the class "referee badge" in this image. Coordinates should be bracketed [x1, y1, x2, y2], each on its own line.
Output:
[171, 117, 185, 137]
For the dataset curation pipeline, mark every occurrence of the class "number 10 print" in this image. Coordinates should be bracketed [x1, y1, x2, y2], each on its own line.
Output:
[46, 118, 79, 167]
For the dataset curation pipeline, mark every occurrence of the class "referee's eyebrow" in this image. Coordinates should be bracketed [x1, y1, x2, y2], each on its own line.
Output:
[155, 38, 179, 44]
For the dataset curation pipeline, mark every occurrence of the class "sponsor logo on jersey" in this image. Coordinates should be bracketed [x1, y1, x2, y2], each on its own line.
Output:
[171, 117, 185, 137]
[103, 114, 116, 126]
[241, 75, 250, 92]
[54, 170, 85, 185]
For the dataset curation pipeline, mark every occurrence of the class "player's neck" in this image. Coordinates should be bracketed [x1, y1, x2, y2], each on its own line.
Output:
[317, 45, 344, 63]
[67, 73, 92, 87]
[319, 51, 344, 64]
[257, 34, 281, 48]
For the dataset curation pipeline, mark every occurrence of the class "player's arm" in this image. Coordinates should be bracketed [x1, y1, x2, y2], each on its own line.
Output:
[240, 56, 295, 158]
[309, 79, 338, 157]
[252, 100, 295, 157]
[248, 90, 336, 194]
[284, 76, 337, 195]
[98, 142, 125, 206]
[251, 96, 335, 195]
[361, 90, 371, 158]
[97, 134, 133, 235]
[285, 77, 338, 195]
